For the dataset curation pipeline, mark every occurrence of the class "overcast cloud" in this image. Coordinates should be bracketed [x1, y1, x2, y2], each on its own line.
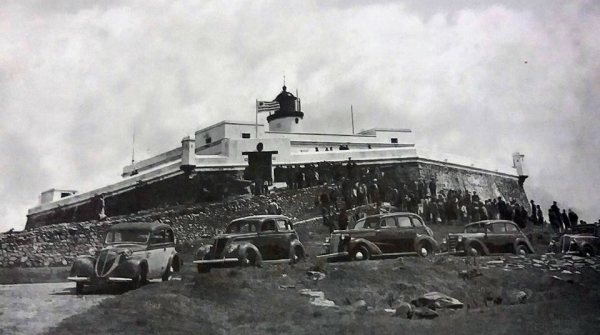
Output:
[1, 0, 599, 231]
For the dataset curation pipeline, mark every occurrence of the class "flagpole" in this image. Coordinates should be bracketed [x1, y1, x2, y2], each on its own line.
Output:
[351, 105, 355, 135]
[255, 99, 259, 139]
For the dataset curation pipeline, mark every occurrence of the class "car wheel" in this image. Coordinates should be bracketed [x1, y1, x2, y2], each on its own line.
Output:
[241, 250, 257, 267]
[162, 264, 173, 282]
[468, 244, 483, 257]
[581, 246, 595, 258]
[131, 266, 147, 290]
[418, 241, 434, 257]
[197, 264, 212, 273]
[351, 245, 370, 261]
[75, 283, 84, 295]
[291, 246, 306, 264]
[515, 244, 529, 256]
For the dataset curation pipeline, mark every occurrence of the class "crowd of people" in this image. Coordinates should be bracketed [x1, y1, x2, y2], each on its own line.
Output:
[266, 158, 590, 233]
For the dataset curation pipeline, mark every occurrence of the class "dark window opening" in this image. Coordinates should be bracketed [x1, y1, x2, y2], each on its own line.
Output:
[60, 192, 71, 198]
[391, 138, 398, 144]
[368, 144, 372, 149]
[315, 147, 319, 152]
[205, 137, 212, 144]
[242, 133, 251, 139]
[295, 118, 299, 124]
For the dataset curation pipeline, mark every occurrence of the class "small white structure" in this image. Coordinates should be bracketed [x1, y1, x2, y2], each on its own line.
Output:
[39, 189, 77, 205]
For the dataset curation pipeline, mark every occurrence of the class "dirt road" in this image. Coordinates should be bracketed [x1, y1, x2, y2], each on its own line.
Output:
[0, 283, 109, 335]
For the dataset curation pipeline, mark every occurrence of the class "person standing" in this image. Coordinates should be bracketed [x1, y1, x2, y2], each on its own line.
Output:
[561, 209, 571, 229]
[536, 205, 544, 225]
[338, 209, 349, 231]
[428, 178, 437, 197]
[568, 209, 579, 226]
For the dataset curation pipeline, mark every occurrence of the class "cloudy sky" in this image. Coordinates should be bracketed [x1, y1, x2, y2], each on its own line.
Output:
[1, 0, 599, 231]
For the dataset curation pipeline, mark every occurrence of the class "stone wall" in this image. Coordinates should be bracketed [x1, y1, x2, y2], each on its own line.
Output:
[26, 171, 251, 229]
[2, 187, 326, 268]
[7, 160, 529, 268]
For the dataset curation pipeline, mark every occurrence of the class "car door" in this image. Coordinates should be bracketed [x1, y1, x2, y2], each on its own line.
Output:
[396, 215, 418, 252]
[505, 222, 522, 252]
[147, 229, 168, 278]
[256, 219, 282, 260]
[375, 216, 398, 253]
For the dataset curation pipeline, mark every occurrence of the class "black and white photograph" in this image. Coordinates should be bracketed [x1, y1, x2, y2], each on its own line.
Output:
[1, 0, 599, 334]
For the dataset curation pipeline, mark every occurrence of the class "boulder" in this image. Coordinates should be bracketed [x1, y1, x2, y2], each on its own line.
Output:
[412, 292, 464, 310]
[412, 307, 439, 319]
[394, 302, 413, 319]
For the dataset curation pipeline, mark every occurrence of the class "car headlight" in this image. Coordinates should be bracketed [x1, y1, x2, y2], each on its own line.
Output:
[226, 243, 239, 254]
[325, 237, 330, 243]
[442, 238, 447, 244]
[198, 244, 212, 254]
[457, 236, 463, 242]
[124, 248, 133, 257]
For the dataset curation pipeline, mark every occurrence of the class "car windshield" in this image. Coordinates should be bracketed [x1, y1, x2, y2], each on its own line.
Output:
[226, 220, 259, 233]
[105, 230, 150, 244]
[464, 224, 485, 233]
[352, 219, 366, 229]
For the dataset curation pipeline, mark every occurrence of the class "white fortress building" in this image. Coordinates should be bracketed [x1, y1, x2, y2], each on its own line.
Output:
[26, 86, 529, 229]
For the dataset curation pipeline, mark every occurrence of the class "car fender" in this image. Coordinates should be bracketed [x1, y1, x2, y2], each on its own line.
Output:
[462, 238, 490, 255]
[413, 235, 439, 252]
[194, 244, 213, 261]
[116, 257, 146, 279]
[167, 252, 182, 272]
[235, 242, 264, 265]
[574, 240, 596, 254]
[70, 255, 95, 277]
[348, 238, 382, 255]
[513, 237, 535, 253]
[289, 240, 306, 258]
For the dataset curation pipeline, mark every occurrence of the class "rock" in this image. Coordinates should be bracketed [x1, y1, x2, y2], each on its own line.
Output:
[352, 299, 368, 313]
[394, 302, 413, 318]
[412, 307, 439, 319]
[306, 271, 326, 281]
[412, 292, 464, 310]
[561, 270, 572, 275]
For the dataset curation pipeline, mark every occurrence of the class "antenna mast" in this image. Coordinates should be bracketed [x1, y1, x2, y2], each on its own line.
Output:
[131, 127, 135, 164]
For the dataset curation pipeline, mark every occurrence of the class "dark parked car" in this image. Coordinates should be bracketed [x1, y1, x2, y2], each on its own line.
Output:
[548, 223, 600, 257]
[443, 220, 535, 256]
[318, 212, 438, 262]
[68, 222, 181, 294]
[193, 215, 306, 273]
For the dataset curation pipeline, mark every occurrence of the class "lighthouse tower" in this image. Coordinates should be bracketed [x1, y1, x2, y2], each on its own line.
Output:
[266, 86, 304, 132]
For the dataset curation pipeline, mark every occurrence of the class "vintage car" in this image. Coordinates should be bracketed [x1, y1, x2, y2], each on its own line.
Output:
[442, 220, 535, 256]
[193, 215, 306, 273]
[317, 212, 438, 262]
[67, 221, 181, 294]
[548, 223, 600, 257]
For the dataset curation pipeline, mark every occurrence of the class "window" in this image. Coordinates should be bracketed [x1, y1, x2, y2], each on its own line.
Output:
[492, 223, 507, 233]
[205, 137, 212, 144]
[397, 216, 413, 228]
[364, 217, 379, 229]
[391, 138, 398, 144]
[165, 229, 175, 242]
[505, 224, 519, 232]
[411, 217, 424, 227]
[380, 217, 396, 228]
[61, 192, 71, 198]
[261, 220, 276, 232]
[105, 230, 149, 243]
[150, 230, 166, 244]
[276, 220, 291, 231]
[242, 133, 251, 139]
[353, 219, 366, 229]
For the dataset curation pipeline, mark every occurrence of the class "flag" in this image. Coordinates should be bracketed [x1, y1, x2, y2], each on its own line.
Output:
[257, 100, 280, 113]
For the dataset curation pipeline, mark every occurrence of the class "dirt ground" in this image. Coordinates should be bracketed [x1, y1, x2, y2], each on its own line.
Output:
[44, 256, 600, 334]
[3, 221, 599, 335]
